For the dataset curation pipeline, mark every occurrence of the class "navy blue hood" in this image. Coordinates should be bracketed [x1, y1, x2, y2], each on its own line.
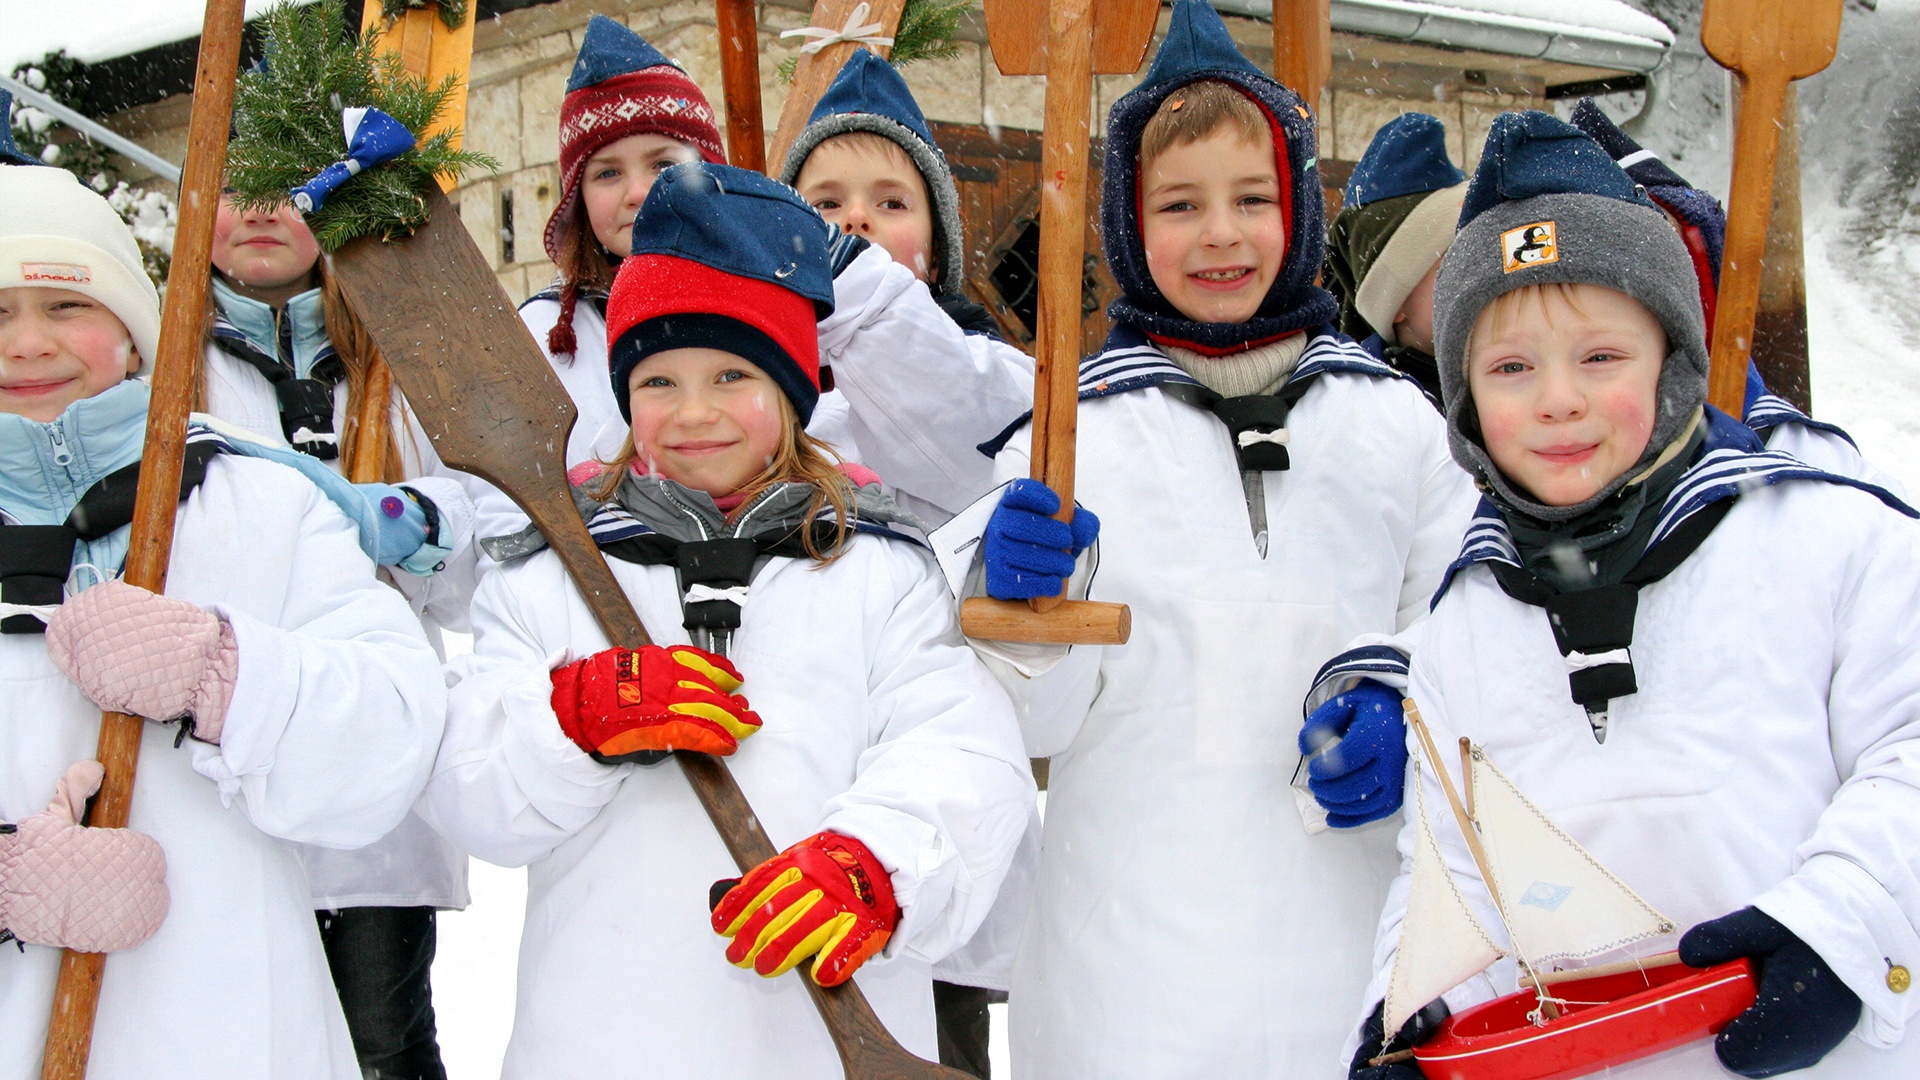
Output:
[1099, 0, 1336, 351]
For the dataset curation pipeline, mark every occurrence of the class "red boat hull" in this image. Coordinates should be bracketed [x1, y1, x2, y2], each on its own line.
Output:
[1413, 959, 1758, 1080]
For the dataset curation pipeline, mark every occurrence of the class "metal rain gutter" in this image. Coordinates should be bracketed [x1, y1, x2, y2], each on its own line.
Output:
[1209, 0, 1673, 75]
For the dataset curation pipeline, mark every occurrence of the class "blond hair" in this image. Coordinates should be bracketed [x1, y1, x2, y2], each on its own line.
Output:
[1140, 81, 1269, 170]
[594, 389, 856, 564]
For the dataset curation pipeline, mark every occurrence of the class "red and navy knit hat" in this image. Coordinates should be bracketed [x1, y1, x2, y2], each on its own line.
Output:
[607, 163, 836, 425]
[542, 16, 727, 264]
[1100, 0, 1337, 353]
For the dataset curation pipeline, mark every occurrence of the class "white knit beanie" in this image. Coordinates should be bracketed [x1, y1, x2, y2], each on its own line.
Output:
[0, 166, 161, 370]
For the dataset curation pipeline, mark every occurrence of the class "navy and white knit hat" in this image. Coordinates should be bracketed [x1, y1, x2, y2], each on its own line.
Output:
[1100, 0, 1336, 352]
[2, 90, 49, 167]
[1567, 99, 1725, 287]
[1434, 110, 1707, 521]
[1340, 112, 1467, 344]
[777, 49, 965, 294]
[607, 163, 836, 425]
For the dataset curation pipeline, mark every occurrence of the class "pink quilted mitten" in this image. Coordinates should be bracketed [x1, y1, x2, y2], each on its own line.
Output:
[0, 761, 169, 953]
[44, 580, 239, 744]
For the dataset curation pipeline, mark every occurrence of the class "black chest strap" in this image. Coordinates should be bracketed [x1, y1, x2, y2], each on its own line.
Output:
[0, 442, 220, 634]
[1488, 498, 1734, 742]
[214, 333, 344, 461]
[1204, 373, 1319, 473]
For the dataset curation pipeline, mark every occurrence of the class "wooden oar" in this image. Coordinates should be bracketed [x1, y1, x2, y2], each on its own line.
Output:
[349, 0, 477, 483]
[766, 0, 907, 171]
[716, 0, 768, 172]
[1272, 0, 1330, 109]
[1699, 0, 1844, 416]
[37, 2, 247, 1078]
[955, 0, 1153, 646]
[327, 185, 973, 1080]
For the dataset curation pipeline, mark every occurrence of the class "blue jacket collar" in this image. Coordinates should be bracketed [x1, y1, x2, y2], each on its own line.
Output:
[0, 380, 150, 525]
[211, 276, 335, 379]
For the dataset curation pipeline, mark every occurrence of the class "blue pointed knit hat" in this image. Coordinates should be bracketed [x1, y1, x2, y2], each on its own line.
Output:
[1101, 0, 1336, 351]
[1344, 113, 1465, 209]
[777, 49, 966, 293]
[2, 90, 49, 167]
[1434, 110, 1707, 522]
[568, 14, 675, 93]
[1567, 98, 1724, 286]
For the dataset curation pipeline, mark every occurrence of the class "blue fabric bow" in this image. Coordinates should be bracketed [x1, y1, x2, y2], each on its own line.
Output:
[290, 106, 415, 214]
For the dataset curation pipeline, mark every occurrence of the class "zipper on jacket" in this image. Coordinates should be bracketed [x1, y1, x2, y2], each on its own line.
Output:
[44, 423, 75, 472]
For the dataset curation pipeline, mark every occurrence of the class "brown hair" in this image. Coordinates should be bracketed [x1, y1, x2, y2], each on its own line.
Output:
[547, 201, 621, 358]
[1140, 81, 1269, 170]
[592, 389, 856, 564]
[195, 265, 410, 483]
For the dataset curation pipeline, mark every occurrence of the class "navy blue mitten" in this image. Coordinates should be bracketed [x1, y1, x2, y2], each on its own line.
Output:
[826, 228, 870, 278]
[982, 479, 1099, 601]
[1349, 997, 1448, 1079]
[1679, 906, 1862, 1077]
[1299, 679, 1409, 827]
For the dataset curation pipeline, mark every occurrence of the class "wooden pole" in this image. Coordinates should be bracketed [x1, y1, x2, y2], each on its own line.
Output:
[1272, 0, 1331, 107]
[717, 0, 768, 173]
[767, 0, 907, 173]
[1700, 0, 1843, 416]
[352, 0, 478, 483]
[1753, 83, 1811, 415]
[37, 1, 247, 1076]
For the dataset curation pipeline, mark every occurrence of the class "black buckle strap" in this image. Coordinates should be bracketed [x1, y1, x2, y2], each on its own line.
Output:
[675, 538, 759, 633]
[276, 378, 339, 460]
[1489, 498, 1736, 740]
[0, 526, 78, 634]
[1209, 395, 1294, 472]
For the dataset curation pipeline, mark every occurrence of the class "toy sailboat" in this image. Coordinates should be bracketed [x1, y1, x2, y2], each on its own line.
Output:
[1379, 701, 1758, 1080]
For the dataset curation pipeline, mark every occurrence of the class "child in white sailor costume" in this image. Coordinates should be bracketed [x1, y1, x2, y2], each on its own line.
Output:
[421, 164, 1032, 1079]
[929, 3, 1478, 1076]
[0, 154, 444, 1080]
[1328, 112, 1920, 1080]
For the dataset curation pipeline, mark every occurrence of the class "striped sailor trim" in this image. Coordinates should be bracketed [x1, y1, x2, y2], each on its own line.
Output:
[1303, 644, 1412, 718]
[1745, 391, 1859, 448]
[577, 498, 926, 553]
[1432, 413, 1918, 608]
[209, 310, 340, 378]
[977, 325, 1408, 458]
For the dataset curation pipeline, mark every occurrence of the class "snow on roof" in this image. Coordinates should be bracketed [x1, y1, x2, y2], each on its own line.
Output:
[1214, 0, 1674, 73]
[0, 0, 307, 78]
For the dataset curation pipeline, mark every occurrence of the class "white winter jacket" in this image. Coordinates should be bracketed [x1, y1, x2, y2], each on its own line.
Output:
[421, 518, 1035, 1078]
[1361, 424, 1920, 1077]
[202, 339, 474, 910]
[1, 449, 445, 1080]
[933, 328, 1479, 1079]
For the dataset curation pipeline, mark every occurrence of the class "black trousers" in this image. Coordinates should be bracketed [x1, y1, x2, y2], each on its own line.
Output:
[935, 980, 1000, 1079]
[315, 906, 448, 1080]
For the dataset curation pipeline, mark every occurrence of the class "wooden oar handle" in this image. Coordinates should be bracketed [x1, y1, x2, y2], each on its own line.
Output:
[715, 0, 766, 173]
[959, 597, 1130, 645]
[1705, 71, 1789, 417]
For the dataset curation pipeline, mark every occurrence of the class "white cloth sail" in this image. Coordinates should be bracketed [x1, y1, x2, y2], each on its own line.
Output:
[1385, 750, 1506, 1035]
[1473, 750, 1674, 965]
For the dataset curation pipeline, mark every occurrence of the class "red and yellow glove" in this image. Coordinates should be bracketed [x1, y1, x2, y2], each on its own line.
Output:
[710, 831, 899, 987]
[549, 645, 762, 762]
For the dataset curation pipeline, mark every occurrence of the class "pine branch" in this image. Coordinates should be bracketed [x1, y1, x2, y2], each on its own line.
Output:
[380, 0, 469, 31]
[226, 0, 495, 250]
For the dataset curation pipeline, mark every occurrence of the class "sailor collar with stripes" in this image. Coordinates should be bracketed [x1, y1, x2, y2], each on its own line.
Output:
[1435, 406, 1916, 609]
[977, 323, 1412, 459]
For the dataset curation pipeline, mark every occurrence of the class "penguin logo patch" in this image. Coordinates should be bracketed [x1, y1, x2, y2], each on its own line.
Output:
[1501, 222, 1558, 272]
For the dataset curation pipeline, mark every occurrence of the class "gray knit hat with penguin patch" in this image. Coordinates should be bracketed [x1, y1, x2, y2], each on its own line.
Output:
[1434, 111, 1708, 522]
[778, 50, 965, 294]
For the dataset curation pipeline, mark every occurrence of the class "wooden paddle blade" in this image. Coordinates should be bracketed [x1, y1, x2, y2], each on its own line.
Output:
[1701, 0, 1843, 81]
[983, 0, 1159, 76]
[326, 186, 648, 649]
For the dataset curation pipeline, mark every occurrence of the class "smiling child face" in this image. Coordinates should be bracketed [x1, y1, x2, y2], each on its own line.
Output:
[0, 287, 139, 422]
[794, 134, 937, 284]
[1467, 283, 1667, 507]
[1139, 126, 1286, 326]
[211, 196, 321, 290]
[626, 347, 787, 499]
